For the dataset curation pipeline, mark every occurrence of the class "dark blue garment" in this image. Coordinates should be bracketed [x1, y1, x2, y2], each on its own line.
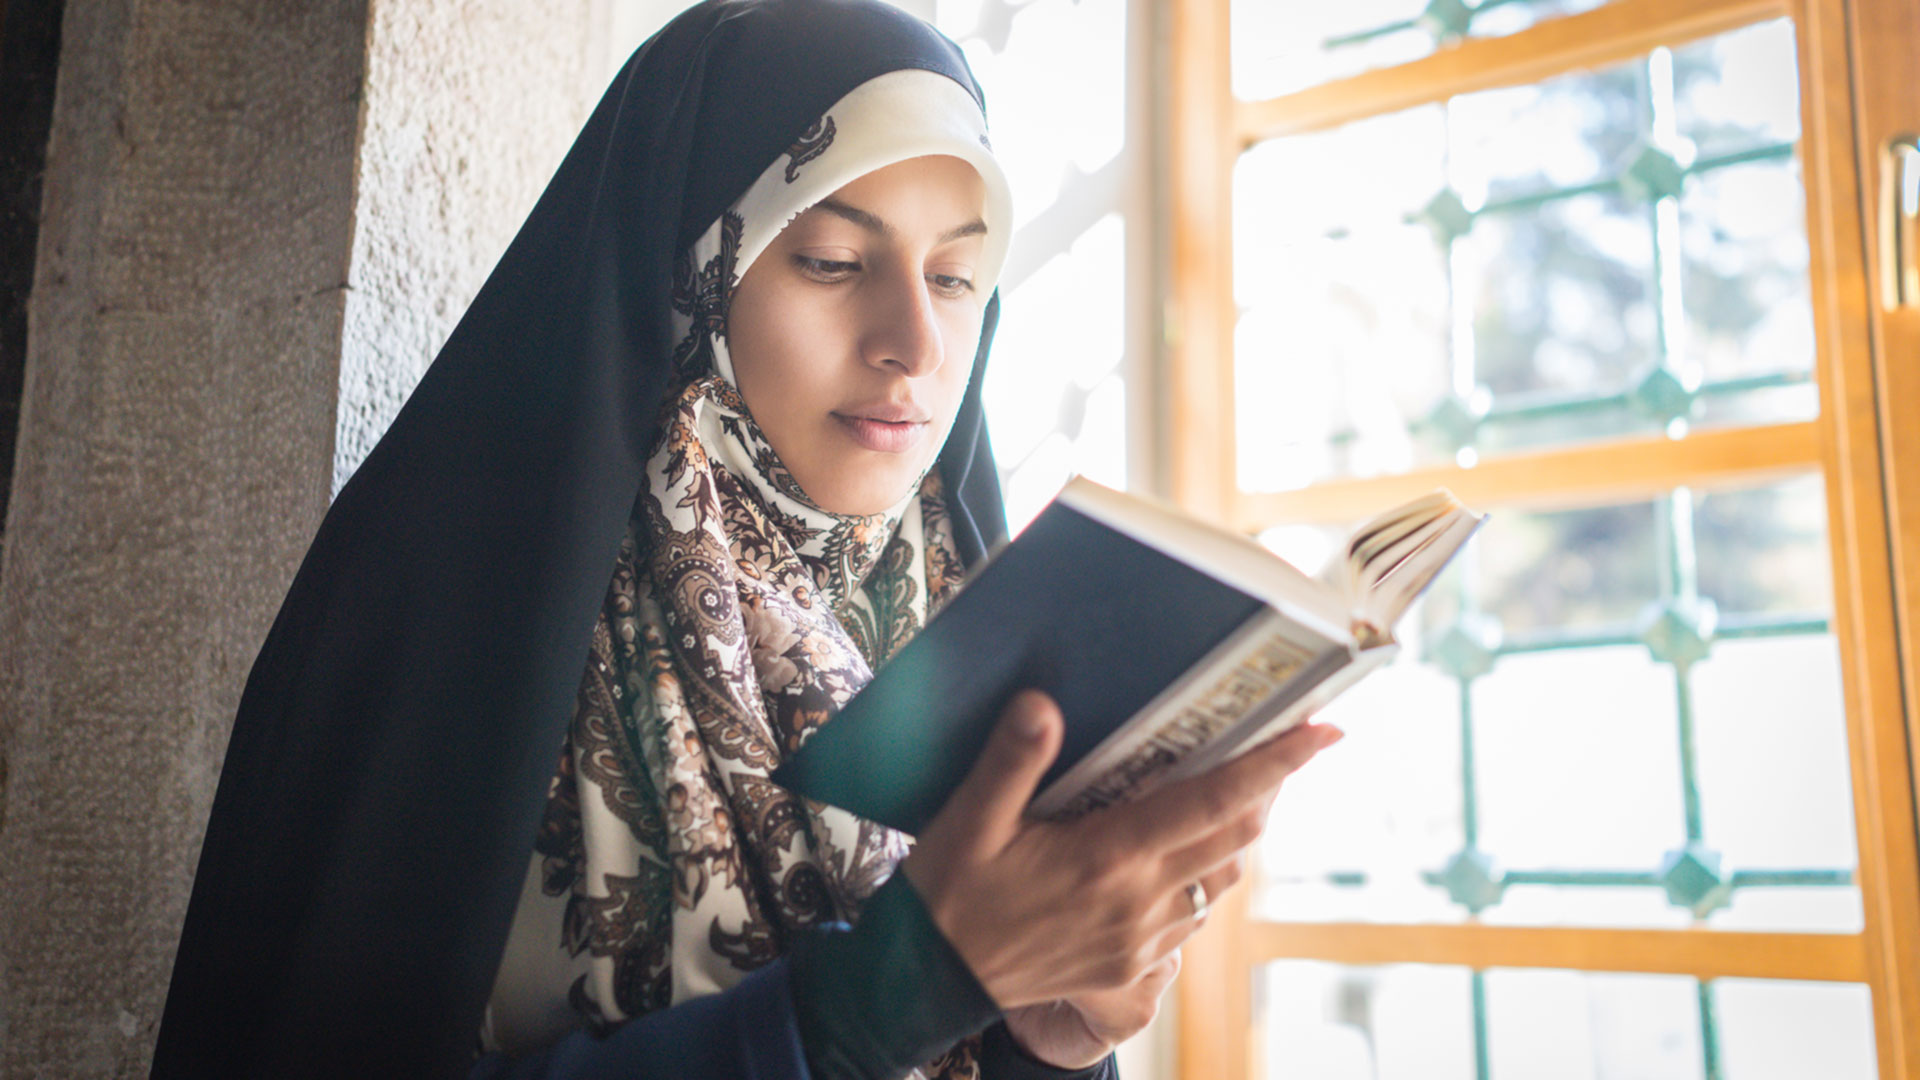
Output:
[467, 963, 1117, 1080]
[469, 874, 1119, 1080]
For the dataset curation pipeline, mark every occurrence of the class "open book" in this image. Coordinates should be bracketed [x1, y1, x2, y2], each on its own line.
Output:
[770, 478, 1486, 833]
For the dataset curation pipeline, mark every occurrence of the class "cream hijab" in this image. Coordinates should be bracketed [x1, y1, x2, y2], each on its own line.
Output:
[483, 69, 1014, 1073]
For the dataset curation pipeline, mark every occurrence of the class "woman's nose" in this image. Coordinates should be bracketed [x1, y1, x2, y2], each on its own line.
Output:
[860, 262, 943, 377]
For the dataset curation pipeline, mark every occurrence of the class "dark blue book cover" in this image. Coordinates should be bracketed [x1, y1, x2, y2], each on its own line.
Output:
[769, 496, 1269, 835]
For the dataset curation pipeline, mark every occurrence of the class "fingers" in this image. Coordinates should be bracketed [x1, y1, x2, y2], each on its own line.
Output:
[1132, 900, 1207, 969]
[906, 700, 1335, 1010]
[1192, 855, 1243, 918]
[1103, 856, 1245, 979]
[927, 689, 1064, 860]
[1157, 798, 1267, 888]
[1151, 726, 1341, 906]
[1118, 721, 1343, 854]
[1151, 948, 1181, 986]
[1145, 852, 1243, 937]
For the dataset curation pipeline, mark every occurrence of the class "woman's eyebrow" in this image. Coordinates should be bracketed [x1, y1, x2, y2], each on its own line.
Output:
[812, 197, 988, 243]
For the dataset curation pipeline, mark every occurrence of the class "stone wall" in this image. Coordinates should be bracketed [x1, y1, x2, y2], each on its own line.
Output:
[335, 0, 627, 492]
[0, 1, 681, 1074]
[0, 1, 370, 1072]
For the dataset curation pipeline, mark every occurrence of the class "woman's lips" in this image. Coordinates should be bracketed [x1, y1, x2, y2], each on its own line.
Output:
[833, 413, 927, 453]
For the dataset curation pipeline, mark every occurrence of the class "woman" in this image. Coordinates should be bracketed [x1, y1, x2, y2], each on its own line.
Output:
[152, 2, 1339, 1077]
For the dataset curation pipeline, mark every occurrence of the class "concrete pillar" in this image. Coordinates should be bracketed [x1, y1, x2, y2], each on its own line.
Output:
[0, 0, 369, 1072]
[334, 0, 620, 491]
[0, 0, 680, 1074]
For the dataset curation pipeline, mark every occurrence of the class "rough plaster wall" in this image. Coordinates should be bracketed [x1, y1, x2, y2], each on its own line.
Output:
[0, 0, 690, 1074]
[0, 0, 369, 1074]
[334, 0, 670, 492]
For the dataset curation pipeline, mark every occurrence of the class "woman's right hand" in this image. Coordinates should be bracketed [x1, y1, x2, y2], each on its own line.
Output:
[899, 689, 1341, 1010]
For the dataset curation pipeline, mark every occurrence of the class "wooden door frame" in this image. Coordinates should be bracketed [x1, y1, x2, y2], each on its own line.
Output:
[1799, 0, 1920, 1071]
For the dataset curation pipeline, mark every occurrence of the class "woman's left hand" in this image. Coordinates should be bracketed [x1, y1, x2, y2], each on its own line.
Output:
[1001, 950, 1182, 1069]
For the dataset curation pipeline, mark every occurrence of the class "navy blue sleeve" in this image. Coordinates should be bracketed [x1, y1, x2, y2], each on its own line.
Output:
[469, 872, 1120, 1080]
[787, 872, 1001, 1078]
[790, 873, 1117, 1080]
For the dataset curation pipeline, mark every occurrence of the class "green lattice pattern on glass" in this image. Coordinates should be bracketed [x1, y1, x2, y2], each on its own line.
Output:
[1233, 0, 1618, 101]
[1330, 0, 1592, 50]
[1287, 487, 1856, 1076]
[1256, 29, 1848, 928]
[1244, 24, 1860, 1078]
[1373, 46, 1801, 456]
[1410, 488, 1849, 1077]
[1257, 961, 1877, 1079]
[1232, 19, 1815, 490]
[1420, 487, 1846, 919]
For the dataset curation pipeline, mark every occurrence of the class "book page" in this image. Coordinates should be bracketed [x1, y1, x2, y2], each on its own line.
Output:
[1345, 492, 1454, 574]
[1351, 495, 1482, 626]
[1344, 490, 1487, 632]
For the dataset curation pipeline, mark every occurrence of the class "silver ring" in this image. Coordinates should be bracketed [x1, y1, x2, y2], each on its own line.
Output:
[1185, 880, 1209, 920]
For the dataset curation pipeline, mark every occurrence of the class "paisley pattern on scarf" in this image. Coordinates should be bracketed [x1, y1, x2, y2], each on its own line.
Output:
[669, 212, 744, 381]
[785, 115, 836, 182]
[512, 376, 973, 1074]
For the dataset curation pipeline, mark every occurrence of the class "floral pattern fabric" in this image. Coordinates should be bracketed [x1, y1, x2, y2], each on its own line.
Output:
[486, 376, 973, 1074]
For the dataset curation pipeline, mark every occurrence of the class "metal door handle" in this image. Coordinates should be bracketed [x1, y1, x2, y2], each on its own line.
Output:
[1886, 134, 1920, 309]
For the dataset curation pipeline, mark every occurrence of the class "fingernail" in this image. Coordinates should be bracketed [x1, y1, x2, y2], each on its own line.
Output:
[1320, 727, 1346, 749]
[1014, 706, 1049, 740]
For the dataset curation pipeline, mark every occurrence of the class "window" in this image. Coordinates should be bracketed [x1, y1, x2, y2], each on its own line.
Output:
[1168, 0, 1920, 1075]
[901, 0, 1150, 531]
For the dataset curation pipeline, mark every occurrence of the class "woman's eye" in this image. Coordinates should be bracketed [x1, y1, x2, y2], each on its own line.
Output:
[928, 273, 975, 298]
[794, 255, 859, 281]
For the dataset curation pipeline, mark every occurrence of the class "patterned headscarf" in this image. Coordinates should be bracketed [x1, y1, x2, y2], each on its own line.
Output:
[482, 69, 1014, 1076]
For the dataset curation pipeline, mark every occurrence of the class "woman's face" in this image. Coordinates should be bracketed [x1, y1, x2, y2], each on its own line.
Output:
[726, 154, 990, 516]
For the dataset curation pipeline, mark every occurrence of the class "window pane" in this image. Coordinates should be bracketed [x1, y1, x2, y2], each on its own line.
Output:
[1715, 978, 1878, 1079]
[1255, 477, 1857, 931]
[1672, 19, 1802, 160]
[1256, 964, 1879, 1080]
[1231, 0, 1615, 101]
[1681, 159, 1817, 427]
[922, 0, 1134, 532]
[1464, 192, 1657, 402]
[1258, 961, 1477, 1080]
[1693, 636, 1860, 931]
[932, 0, 1125, 223]
[1232, 22, 1816, 487]
[1448, 62, 1644, 198]
[1472, 647, 1687, 879]
[1233, 108, 1452, 488]
[1694, 474, 1832, 620]
[1484, 969, 1703, 1079]
[986, 214, 1129, 530]
[1256, 656, 1468, 924]
[1469, 501, 1660, 633]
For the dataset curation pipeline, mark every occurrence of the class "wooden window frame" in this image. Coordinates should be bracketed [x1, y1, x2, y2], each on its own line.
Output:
[1164, 0, 1920, 1074]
